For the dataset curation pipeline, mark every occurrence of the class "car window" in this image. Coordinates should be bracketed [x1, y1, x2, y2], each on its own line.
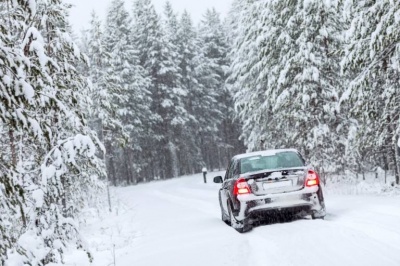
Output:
[240, 151, 304, 174]
[233, 160, 240, 176]
[224, 160, 235, 180]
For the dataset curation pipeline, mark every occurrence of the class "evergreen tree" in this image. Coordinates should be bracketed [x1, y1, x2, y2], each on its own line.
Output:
[0, 1, 30, 261]
[228, 0, 346, 175]
[133, 0, 189, 179]
[102, 0, 153, 185]
[342, 0, 400, 184]
[175, 10, 214, 173]
[1, 0, 105, 263]
[199, 8, 244, 169]
[164, 1, 180, 48]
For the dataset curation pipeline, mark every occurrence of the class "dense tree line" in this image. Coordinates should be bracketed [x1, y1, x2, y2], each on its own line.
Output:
[227, 0, 400, 184]
[0, 0, 243, 263]
[81, 0, 244, 186]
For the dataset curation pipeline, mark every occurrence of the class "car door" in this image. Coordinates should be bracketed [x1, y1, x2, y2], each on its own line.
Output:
[220, 160, 235, 215]
[220, 159, 238, 214]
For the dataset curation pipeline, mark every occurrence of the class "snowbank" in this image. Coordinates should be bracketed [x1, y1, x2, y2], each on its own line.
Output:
[323, 171, 400, 196]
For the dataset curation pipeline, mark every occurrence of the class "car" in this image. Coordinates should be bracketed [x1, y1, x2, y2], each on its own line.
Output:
[213, 149, 326, 233]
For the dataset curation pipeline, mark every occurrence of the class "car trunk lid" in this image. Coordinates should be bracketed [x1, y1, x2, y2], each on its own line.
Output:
[244, 167, 307, 195]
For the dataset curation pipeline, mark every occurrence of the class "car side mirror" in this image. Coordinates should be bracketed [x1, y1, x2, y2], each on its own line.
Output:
[213, 176, 223, 184]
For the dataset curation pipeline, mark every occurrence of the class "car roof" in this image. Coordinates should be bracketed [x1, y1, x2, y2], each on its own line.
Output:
[233, 149, 300, 160]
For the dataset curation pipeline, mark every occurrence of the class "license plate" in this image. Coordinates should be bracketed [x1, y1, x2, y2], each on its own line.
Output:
[263, 180, 292, 190]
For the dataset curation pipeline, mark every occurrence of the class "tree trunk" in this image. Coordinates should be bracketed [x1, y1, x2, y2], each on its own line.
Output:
[123, 149, 132, 185]
[394, 136, 400, 185]
[109, 155, 117, 186]
[168, 141, 179, 178]
[9, 129, 16, 166]
[106, 143, 117, 186]
[61, 175, 67, 217]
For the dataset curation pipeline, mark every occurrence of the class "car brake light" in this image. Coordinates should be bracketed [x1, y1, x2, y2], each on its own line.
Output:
[305, 170, 320, 187]
[234, 178, 251, 195]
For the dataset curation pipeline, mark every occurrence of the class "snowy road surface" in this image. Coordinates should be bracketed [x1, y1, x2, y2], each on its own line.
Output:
[75, 172, 400, 266]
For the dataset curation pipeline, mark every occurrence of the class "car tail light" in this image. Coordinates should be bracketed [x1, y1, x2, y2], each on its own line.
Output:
[234, 178, 251, 195]
[305, 170, 320, 187]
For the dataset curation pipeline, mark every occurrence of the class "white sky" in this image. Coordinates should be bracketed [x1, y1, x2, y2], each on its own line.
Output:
[66, 0, 233, 34]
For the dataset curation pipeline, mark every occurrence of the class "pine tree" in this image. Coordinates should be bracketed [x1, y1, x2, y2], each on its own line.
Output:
[342, 0, 400, 184]
[101, 0, 153, 185]
[228, 0, 346, 176]
[199, 8, 244, 169]
[175, 10, 213, 173]
[227, 0, 267, 151]
[164, 1, 180, 48]
[0, 1, 31, 261]
[1, 0, 105, 263]
[133, 0, 189, 179]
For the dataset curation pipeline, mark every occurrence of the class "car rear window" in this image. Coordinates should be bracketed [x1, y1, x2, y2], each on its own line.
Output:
[240, 152, 305, 174]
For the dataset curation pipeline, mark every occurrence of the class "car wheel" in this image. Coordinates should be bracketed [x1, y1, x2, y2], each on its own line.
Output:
[222, 210, 230, 225]
[311, 206, 326, 220]
[312, 214, 325, 220]
[228, 202, 251, 233]
[219, 192, 230, 225]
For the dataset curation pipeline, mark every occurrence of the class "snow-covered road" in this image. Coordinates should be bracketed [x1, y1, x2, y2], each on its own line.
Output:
[76, 172, 400, 266]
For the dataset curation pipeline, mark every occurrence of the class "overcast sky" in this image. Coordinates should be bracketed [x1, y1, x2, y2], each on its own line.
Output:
[66, 0, 233, 34]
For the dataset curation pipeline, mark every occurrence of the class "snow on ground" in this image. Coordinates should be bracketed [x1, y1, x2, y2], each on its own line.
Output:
[324, 171, 400, 196]
[67, 171, 400, 266]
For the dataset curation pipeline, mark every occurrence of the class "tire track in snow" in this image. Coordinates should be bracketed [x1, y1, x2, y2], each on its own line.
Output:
[150, 189, 219, 216]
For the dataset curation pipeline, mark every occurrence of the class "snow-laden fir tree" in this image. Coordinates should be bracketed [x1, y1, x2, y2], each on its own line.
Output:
[228, 0, 346, 175]
[0, 1, 30, 261]
[84, 10, 126, 188]
[226, 0, 249, 44]
[164, 1, 180, 49]
[174, 10, 219, 173]
[166, 8, 200, 174]
[95, 0, 153, 185]
[1, 0, 105, 263]
[342, 0, 400, 184]
[198, 8, 244, 169]
[86, 11, 118, 135]
[132, 0, 189, 179]
[114, 1, 153, 185]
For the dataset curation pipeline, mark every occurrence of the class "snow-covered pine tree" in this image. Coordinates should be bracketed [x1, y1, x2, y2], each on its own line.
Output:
[132, 0, 189, 179]
[227, 0, 267, 151]
[228, 0, 346, 175]
[174, 10, 216, 173]
[102, 0, 131, 185]
[83, 11, 124, 191]
[101, 0, 153, 185]
[226, 0, 248, 45]
[198, 8, 244, 169]
[342, 0, 400, 184]
[0, 2, 30, 261]
[117, 1, 154, 185]
[1, 0, 105, 263]
[164, 1, 180, 49]
[23, 0, 105, 263]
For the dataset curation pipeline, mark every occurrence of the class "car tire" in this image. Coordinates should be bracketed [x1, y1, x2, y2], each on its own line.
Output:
[228, 202, 251, 233]
[312, 214, 325, 220]
[219, 192, 230, 225]
[311, 207, 326, 220]
[222, 211, 230, 225]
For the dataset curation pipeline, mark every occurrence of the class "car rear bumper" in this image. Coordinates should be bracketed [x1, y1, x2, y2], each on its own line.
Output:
[236, 186, 325, 221]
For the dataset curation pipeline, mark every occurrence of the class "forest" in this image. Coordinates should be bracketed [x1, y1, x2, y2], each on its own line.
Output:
[1, 0, 399, 264]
